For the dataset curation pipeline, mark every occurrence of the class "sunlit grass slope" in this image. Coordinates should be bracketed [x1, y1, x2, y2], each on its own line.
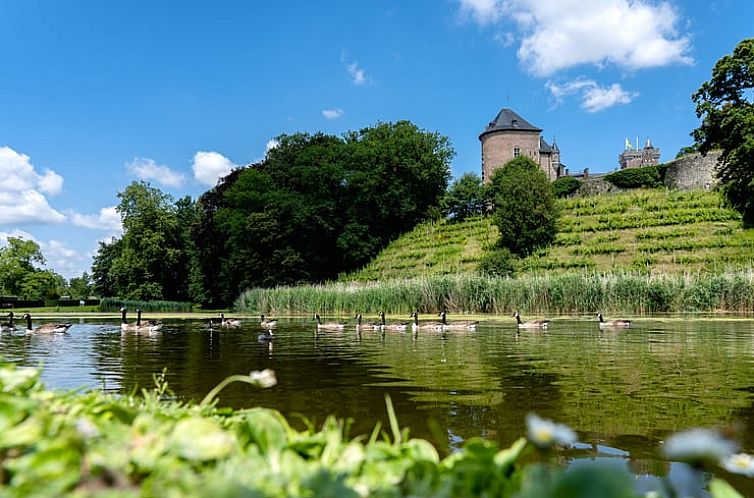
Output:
[346, 189, 754, 281]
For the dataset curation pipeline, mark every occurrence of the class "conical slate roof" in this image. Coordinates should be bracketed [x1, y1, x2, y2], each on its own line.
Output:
[479, 108, 542, 140]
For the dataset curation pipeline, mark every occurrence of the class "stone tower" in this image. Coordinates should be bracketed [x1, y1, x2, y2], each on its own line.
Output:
[479, 108, 561, 182]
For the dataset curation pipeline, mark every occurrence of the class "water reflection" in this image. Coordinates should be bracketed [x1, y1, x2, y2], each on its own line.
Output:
[2, 316, 754, 494]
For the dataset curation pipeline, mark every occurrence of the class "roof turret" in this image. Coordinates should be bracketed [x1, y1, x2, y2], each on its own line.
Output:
[479, 108, 542, 140]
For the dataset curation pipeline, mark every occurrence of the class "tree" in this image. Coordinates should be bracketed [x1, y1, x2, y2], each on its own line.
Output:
[692, 38, 754, 225]
[67, 272, 93, 300]
[91, 181, 192, 301]
[91, 238, 122, 298]
[441, 173, 485, 221]
[487, 156, 558, 256]
[0, 237, 63, 300]
[193, 121, 453, 306]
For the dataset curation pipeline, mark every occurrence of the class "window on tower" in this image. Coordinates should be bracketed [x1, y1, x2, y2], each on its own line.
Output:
[513, 147, 520, 158]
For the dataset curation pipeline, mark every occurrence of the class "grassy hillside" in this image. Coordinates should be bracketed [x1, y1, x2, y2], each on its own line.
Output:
[346, 189, 754, 281]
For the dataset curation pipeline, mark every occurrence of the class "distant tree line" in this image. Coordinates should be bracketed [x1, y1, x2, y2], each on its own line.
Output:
[0, 237, 93, 301]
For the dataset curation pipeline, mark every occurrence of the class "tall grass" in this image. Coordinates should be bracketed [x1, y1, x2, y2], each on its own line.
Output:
[99, 297, 193, 312]
[236, 271, 754, 315]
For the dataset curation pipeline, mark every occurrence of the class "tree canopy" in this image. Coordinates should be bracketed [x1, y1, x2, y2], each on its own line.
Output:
[0, 237, 65, 300]
[441, 172, 485, 222]
[487, 157, 558, 256]
[692, 37, 754, 225]
[91, 182, 197, 301]
[193, 121, 453, 306]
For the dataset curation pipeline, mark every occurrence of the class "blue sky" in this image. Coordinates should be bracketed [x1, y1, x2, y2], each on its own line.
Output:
[1, 0, 752, 279]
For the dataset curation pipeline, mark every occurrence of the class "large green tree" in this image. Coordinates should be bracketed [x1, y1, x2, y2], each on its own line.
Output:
[487, 157, 558, 256]
[692, 38, 754, 225]
[91, 182, 197, 301]
[193, 121, 453, 306]
[0, 237, 64, 300]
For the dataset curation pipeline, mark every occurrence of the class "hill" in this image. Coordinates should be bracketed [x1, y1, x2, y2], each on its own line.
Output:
[345, 189, 754, 281]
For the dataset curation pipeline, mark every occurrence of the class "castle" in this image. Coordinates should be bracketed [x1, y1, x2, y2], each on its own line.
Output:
[479, 108, 562, 183]
[618, 139, 661, 169]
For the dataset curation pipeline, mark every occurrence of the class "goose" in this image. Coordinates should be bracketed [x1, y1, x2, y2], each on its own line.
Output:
[597, 313, 631, 329]
[355, 314, 381, 331]
[379, 311, 407, 331]
[22, 313, 72, 334]
[314, 314, 345, 331]
[512, 311, 549, 329]
[258, 329, 274, 341]
[260, 314, 278, 328]
[120, 307, 140, 331]
[136, 309, 163, 332]
[410, 311, 445, 332]
[220, 312, 242, 328]
[1, 311, 17, 332]
[438, 311, 479, 330]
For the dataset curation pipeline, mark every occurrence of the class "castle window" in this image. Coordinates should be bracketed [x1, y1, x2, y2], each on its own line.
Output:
[513, 147, 520, 158]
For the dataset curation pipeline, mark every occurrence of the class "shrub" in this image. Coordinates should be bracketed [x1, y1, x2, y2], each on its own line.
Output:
[477, 248, 516, 277]
[552, 176, 582, 198]
[487, 156, 558, 256]
[604, 164, 668, 189]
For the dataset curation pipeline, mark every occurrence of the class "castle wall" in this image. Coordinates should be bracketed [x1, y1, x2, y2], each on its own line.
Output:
[663, 152, 721, 190]
[481, 131, 540, 183]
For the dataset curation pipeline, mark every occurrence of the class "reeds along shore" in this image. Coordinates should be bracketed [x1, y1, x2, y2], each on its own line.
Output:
[235, 272, 754, 315]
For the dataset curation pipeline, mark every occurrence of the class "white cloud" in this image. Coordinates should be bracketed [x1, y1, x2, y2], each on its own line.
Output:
[459, 0, 503, 25]
[126, 157, 186, 188]
[70, 206, 123, 232]
[322, 108, 344, 120]
[547, 79, 638, 112]
[0, 231, 85, 278]
[192, 151, 237, 187]
[341, 53, 368, 85]
[459, 0, 692, 76]
[38, 169, 64, 195]
[0, 146, 66, 225]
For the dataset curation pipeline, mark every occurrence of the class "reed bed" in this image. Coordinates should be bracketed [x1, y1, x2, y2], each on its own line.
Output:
[236, 271, 754, 315]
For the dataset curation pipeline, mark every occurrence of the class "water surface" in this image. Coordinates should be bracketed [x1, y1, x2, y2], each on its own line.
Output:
[3, 315, 754, 493]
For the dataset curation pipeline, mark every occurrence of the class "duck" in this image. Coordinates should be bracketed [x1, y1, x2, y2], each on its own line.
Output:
[410, 311, 445, 332]
[438, 311, 479, 330]
[120, 307, 140, 331]
[597, 313, 631, 329]
[314, 314, 345, 331]
[355, 314, 381, 331]
[512, 311, 549, 329]
[22, 313, 72, 334]
[136, 309, 163, 332]
[220, 312, 242, 328]
[1, 311, 17, 332]
[379, 311, 407, 331]
[260, 314, 278, 328]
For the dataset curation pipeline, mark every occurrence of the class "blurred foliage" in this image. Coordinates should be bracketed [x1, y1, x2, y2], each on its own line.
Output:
[604, 164, 668, 189]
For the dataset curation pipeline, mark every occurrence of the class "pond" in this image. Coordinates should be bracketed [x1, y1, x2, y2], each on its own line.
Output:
[2, 315, 754, 494]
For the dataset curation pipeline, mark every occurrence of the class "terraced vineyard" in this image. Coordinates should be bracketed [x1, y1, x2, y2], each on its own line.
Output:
[347, 189, 754, 281]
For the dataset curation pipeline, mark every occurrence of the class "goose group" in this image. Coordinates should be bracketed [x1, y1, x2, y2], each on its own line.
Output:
[597, 313, 631, 329]
[22, 313, 72, 334]
[512, 311, 549, 329]
[121, 308, 162, 332]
